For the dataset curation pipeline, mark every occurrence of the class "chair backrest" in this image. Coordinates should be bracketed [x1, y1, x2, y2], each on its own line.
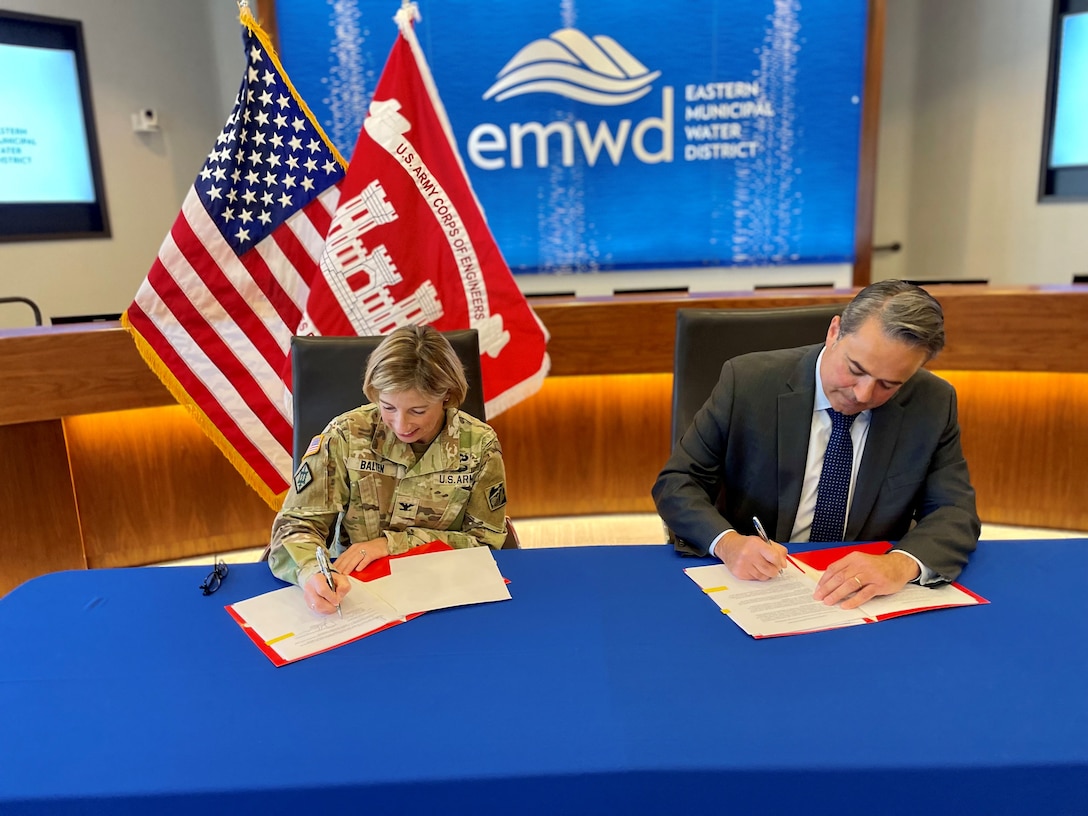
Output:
[670, 304, 844, 447]
[291, 330, 484, 471]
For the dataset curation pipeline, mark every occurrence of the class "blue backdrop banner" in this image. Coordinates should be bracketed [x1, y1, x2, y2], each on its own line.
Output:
[275, 0, 868, 273]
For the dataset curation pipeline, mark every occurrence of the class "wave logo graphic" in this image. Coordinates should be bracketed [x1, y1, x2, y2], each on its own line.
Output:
[482, 29, 661, 106]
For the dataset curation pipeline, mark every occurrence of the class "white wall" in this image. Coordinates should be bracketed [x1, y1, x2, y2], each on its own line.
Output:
[873, 0, 1088, 286]
[870, 0, 920, 283]
[0, 0, 243, 328]
[2, 0, 1083, 329]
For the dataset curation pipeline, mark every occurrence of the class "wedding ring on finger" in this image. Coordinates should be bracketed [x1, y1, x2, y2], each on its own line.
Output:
[853, 575, 863, 588]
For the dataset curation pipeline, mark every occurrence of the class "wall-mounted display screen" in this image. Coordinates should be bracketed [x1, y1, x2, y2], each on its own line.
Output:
[1050, 12, 1088, 169]
[274, 0, 868, 273]
[0, 10, 110, 241]
[1040, 0, 1088, 199]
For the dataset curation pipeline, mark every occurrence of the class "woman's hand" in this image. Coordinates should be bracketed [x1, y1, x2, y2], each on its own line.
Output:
[303, 571, 351, 616]
[332, 537, 390, 574]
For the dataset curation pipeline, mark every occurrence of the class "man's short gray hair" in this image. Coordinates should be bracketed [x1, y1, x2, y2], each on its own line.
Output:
[839, 280, 945, 360]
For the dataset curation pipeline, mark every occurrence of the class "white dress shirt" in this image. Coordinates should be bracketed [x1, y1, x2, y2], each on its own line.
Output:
[712, 348, 936, 584]
[789, 349, 871, 543]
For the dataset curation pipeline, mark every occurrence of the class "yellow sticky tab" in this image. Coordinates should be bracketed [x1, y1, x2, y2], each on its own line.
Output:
[702, 585, 729, 593]
[721, 609, 730, 614]
[265, 632, 295, 645]
[303, 435, 323, 459]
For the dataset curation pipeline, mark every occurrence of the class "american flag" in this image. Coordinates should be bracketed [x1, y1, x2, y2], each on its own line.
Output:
[123, 7, 346, 504]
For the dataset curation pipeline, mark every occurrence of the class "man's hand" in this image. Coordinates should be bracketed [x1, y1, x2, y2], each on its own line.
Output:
[712, 531, 788, 580]
[813, 551, 920, 610]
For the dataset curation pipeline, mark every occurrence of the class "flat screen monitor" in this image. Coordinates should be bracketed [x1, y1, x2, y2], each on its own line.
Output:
[0, 10, 110, 240]
[50, 311, 122, 325]
[1040, 0, 1088, 200]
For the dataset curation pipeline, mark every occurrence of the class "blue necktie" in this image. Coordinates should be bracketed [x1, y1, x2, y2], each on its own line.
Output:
[810, 408, 858, 542]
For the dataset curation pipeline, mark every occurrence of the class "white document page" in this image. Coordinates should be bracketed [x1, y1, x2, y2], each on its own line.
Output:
[686, 562, 866, 637]
[229, 547, 511, 664]
[686, 558, 982, 638]
[230, 578, 403, 663]
[373, 546, 511, 614]
[854, 580, 979, 619]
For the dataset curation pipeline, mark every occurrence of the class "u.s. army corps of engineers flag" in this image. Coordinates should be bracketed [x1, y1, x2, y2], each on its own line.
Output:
[124, 4, 548, 508]
[300, 4, 550, 418]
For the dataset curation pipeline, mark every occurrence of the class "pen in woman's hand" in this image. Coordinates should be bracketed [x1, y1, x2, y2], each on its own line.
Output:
[315, 546, 343, 618]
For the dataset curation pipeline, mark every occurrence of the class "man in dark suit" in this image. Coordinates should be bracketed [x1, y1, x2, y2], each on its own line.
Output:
[653, 280, 980, 610]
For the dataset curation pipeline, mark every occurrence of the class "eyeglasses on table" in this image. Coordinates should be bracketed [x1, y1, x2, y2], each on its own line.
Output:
[200, 559, 229, 596]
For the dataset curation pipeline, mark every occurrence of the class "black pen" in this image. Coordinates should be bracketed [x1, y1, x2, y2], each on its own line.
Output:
[315, 546, 342, 618]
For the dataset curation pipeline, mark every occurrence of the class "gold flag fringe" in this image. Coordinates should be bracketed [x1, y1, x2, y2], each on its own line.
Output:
[121, 310, 289, 512]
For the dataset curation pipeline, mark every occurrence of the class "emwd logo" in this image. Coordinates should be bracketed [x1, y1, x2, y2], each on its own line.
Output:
[468, 29, 673, 170]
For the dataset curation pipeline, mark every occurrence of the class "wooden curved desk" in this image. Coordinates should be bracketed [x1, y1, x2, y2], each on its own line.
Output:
[2, 285, 1086, 593]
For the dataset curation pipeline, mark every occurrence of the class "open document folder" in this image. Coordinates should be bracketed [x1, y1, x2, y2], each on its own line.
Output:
[685, 542, 987, 638]
[227, 545, 511, 666]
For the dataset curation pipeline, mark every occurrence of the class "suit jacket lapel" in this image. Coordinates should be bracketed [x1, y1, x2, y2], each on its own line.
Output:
[847, 398, 904, 539]
[776, 347, 821, 541]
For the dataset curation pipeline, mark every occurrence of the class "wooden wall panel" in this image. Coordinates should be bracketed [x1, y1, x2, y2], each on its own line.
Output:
[3, 286, 1088, 582]
[0, 421, 86, 596]
[3, 286, 1087, 424]
[853, 0, 886, 287]
[489, 374, 672, 517]
[937, 293, 1088, 373]
[528, 287, 1088, 376]
[531, 291, 851, 376]
[939, 370, 1088, 531]
[495, 369, 1088, 532]
[63, 407, 276, 568]
[0, 326, 169, 425]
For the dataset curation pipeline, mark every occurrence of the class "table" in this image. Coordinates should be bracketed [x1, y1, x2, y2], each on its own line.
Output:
[2, 541, 1086, 815]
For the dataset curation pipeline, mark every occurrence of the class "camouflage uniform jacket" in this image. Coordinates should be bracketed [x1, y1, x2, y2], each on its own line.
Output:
[268, 404, 507, 586]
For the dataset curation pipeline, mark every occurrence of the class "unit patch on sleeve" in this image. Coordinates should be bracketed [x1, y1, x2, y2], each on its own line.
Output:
[294, 462, 313, 493]
[487, 482, 507, 512]
[303, 435, 323, 459]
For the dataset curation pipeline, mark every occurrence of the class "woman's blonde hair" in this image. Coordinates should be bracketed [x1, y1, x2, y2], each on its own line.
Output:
[362, 325, 468, 407]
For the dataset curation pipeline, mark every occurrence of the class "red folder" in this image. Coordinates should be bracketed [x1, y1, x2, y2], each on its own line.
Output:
[791, 541, 988, 622]
[227, 541, 454, 666]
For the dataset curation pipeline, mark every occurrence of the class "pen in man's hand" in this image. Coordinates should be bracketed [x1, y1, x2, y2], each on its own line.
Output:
[752, 516, 786, 575]
[315, 546, 342, 618]
[752, 516, 771, 543]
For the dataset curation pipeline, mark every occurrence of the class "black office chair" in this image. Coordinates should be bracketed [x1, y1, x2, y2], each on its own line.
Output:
[287, 331, 518, 550]
[666, 304, 844, 548]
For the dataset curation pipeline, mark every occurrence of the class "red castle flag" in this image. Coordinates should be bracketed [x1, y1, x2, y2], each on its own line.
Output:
[123, 6, 347, 506]
[299, 4, 550, 417]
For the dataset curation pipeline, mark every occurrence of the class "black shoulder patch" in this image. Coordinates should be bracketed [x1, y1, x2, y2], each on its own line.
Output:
[294, 462, 313, 493]
[487, 482, 507, 512]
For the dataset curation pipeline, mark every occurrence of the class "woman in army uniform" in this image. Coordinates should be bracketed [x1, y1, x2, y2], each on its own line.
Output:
[267, 325, 508, 615]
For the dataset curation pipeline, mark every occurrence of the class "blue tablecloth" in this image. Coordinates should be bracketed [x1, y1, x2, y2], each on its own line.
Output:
[1, 541, 1086, 815]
